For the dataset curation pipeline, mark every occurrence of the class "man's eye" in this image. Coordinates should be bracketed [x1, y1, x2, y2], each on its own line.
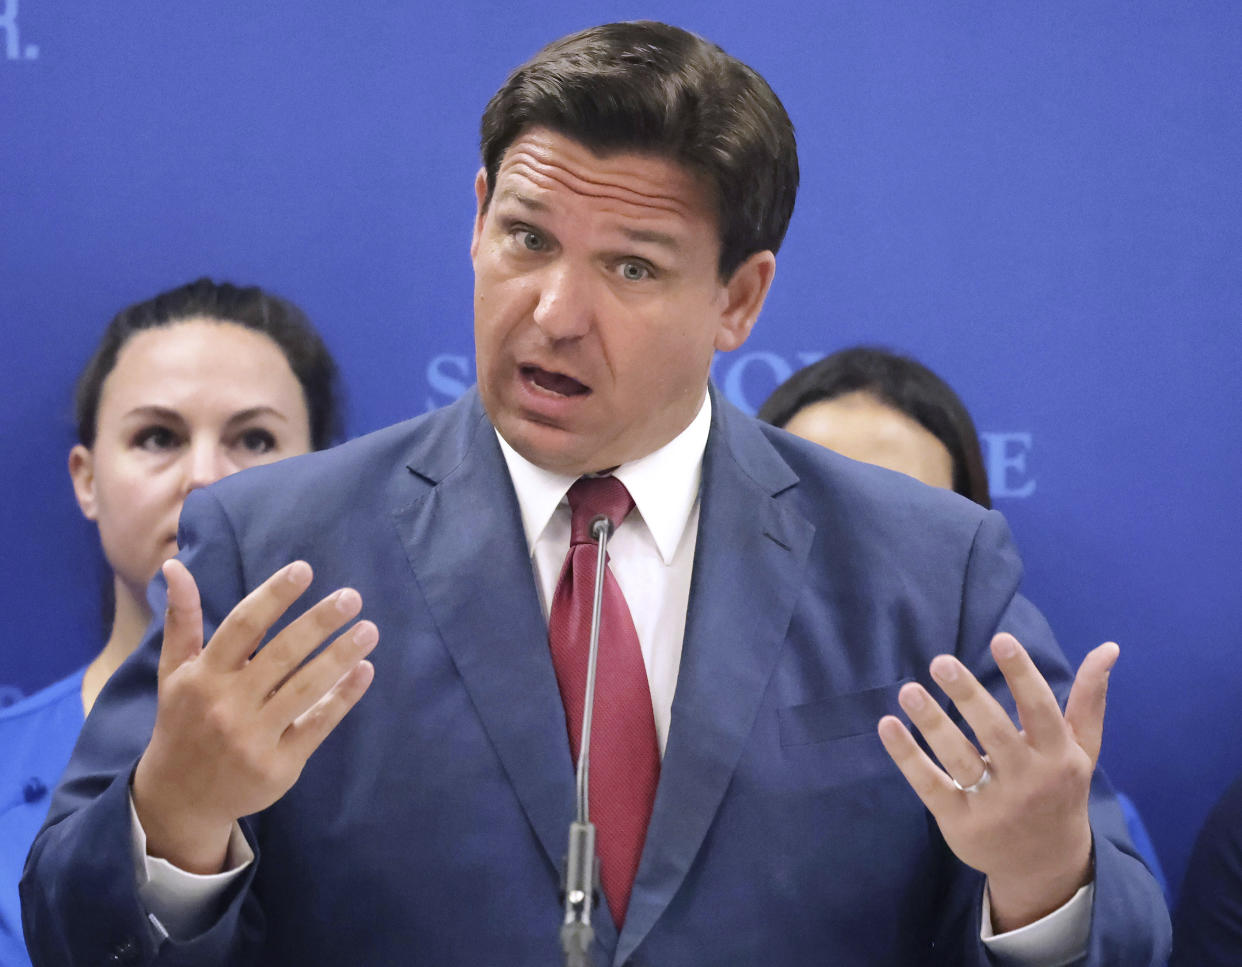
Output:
[521, 231, 546, 251]
[237, 429, 277, 454]
[619, 261, 652, 281]
[134, 427, 180, 452]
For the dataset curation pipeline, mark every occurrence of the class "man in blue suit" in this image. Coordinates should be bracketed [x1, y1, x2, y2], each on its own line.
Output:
[23, 21, 1168, 966]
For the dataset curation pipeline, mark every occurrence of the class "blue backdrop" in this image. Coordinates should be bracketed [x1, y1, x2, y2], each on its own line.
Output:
[2, 0, 1239, 904]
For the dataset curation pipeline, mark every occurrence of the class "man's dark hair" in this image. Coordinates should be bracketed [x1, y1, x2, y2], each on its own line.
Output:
[74, 277, 344, 451]
[479, 21, 798, 279]
[759, 346, 992, 508]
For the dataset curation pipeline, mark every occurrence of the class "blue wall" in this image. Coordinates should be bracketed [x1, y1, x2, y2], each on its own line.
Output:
[2, 0, 1239, 902]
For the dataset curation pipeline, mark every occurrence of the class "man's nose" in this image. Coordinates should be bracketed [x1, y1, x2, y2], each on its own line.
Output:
[532, 264, 593, 341]
[183, 440, 235, 494]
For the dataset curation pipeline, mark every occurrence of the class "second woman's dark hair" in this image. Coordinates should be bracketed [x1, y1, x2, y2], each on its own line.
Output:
[75, 278, 343, 450]
[758, 346, 992, 508]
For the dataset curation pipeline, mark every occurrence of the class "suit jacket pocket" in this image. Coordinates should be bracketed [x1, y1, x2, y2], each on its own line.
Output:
[778, 680, 912, 747]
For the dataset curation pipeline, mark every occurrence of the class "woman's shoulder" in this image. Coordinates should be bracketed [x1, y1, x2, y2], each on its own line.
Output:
[0, 667, 85, 728]
[0, 668, 86, 776]
[0, 667, 86, 819]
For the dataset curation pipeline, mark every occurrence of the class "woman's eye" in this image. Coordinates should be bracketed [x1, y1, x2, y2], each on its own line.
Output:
[134, 427, 180, 452]
[237, 428, 277, 454]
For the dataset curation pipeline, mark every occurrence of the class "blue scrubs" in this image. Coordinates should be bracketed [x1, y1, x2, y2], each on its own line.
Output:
[0, 668, 86, 967]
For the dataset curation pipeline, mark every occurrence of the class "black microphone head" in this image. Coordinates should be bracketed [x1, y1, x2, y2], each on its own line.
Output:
[589, 515, 613, 541]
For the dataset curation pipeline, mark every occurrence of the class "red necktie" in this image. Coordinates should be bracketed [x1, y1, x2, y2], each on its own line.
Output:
[548, 476, 660, 927]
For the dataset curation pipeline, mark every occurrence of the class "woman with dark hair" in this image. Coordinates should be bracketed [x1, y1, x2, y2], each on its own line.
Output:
[758, 345, 990, 506]
[0, 278, 342, 965]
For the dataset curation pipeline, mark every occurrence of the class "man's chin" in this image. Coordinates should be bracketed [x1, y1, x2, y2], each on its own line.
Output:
[495, 415, 612, 476]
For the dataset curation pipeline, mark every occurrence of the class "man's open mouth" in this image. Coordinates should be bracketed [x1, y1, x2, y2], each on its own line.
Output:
[522, 365, 590, 397]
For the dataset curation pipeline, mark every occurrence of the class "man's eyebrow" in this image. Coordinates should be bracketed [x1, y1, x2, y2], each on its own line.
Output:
[496, 189, 548, 213]
[619, 227, 681, 251]
[496, 189, 681, 250]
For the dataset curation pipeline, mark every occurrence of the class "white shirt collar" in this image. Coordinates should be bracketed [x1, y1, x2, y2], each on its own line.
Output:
[495, 393, 712, 566]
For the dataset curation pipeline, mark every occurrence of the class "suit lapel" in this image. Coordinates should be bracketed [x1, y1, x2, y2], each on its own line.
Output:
[615, 390, 814, 964]
[389, 392, 586, 903]
[390, 389, 807, 962]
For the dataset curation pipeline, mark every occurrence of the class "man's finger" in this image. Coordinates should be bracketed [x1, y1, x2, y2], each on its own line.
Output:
[160, 559, 204, 681]
[896, 682, 990, 792]
[203, 560, 315, 671]
[260, 619, 378, 726]
[990, 633, 1068, 752]
[877, 715, 960, 818]
[281, 660, 377, 764]
[1063, 641, 1120, 766]
[245, 587, 365, 701]
[928, 654, 1024, 770]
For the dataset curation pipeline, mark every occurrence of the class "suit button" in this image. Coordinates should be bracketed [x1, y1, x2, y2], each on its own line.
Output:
[22, 777, 47, 803]
[106, 937, 140, 964]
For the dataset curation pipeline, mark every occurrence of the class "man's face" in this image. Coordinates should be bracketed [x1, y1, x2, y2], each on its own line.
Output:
[471, 127, 774, 475]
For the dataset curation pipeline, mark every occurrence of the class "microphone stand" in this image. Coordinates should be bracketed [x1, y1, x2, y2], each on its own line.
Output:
[560, 515, 612, 967]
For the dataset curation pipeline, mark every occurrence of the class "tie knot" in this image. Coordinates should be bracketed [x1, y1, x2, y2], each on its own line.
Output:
[567, 476, 634, 545]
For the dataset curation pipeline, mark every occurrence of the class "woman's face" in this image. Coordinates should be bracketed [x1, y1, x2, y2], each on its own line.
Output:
[69, 318, 313, 605]
[783, 390, 955, 491]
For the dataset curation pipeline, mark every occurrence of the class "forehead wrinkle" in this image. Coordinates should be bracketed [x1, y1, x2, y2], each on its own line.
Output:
[500, 146, 702, 221]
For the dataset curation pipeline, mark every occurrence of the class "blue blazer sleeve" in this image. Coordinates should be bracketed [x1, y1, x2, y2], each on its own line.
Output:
[21, 488, 263, 966]
[961, 515, 1172, 966]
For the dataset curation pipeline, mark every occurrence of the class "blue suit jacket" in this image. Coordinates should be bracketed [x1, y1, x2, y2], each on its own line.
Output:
[22, 387, 1170, 966]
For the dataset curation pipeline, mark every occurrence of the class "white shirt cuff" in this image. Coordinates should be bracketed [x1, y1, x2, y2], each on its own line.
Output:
[980, 881, 1093, 966]
[128, 792, 253, 940]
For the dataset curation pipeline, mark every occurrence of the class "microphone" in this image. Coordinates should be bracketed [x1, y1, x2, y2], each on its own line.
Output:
[559, 514, 613, 967]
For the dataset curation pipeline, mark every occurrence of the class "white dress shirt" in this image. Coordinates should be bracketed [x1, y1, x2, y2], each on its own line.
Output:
[497, 390, 711, 756]
[133, 392, 1090, 963]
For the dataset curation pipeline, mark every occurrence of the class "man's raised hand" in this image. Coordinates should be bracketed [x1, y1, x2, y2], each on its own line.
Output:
[132, 558, 377, 874]
[877, 633, 1118, 932]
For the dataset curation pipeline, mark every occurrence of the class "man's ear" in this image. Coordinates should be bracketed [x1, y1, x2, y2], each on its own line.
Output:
[714, 250, 777, 353]
[68, 445, 98, 521]
[470, 168, 489, 263]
